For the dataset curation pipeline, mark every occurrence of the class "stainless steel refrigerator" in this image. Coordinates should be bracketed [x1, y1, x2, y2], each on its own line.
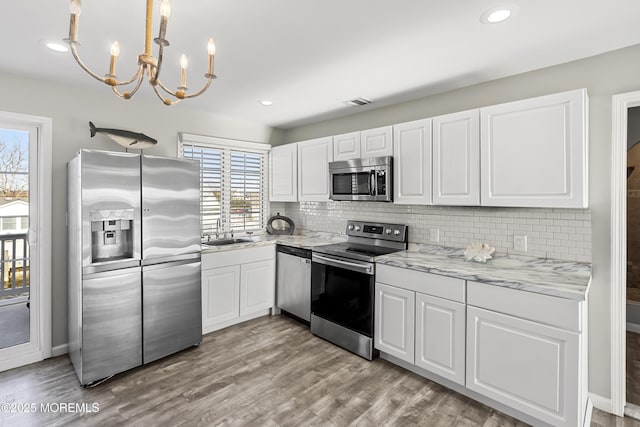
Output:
[68, 149, 202, 385]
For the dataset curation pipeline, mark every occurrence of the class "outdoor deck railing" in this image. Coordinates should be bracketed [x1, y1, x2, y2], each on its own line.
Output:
[0, 233, 29, 300]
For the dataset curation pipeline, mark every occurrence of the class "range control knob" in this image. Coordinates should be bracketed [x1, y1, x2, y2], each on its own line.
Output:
[354, 225, 361, 232]
[393, 229, 401, 236]
[347, 224, 354, 231]
[385, 228, 392, 235]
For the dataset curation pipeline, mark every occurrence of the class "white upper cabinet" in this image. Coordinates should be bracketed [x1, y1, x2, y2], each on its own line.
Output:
[393, 118, 432, 205]
[480, 89, 588, 208]
[432, 109, 480, 206]
[297, 136, 333, 201]
[333, 131, 361, 161]
[361, 126, 393, 158]
[269, 144, 298, 202]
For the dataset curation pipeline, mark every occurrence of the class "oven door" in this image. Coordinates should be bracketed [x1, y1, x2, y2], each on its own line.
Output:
[311, 253, 375, 337]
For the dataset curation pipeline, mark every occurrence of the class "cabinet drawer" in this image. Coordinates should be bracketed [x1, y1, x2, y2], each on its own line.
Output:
[376, 264, 465, 303]
[467, 281, 582, 332]
[202, 244, 275, 269]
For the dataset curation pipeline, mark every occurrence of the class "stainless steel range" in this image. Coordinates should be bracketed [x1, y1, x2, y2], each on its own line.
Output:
[311, 220, 408, 360]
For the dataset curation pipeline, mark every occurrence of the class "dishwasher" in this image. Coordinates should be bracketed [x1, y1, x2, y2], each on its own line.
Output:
[276, 245, 312, 324]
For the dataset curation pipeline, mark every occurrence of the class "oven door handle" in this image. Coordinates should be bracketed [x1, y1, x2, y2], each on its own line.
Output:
[312, 253, 374, 275]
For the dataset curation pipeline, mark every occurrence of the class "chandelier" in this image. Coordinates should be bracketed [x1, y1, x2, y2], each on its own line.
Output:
[66, 0, 216, 105]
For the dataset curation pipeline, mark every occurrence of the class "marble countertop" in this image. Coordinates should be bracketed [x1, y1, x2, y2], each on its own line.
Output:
[375, 244, 591, 301]
[201, 231, 347, 253]
[202, 233, 591, 301]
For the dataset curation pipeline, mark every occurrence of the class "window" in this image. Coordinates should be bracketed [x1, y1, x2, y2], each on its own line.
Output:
[179, 133, 270, 235]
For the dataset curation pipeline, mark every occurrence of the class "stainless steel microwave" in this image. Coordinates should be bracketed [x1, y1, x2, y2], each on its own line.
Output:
[329, 156, 393, 202]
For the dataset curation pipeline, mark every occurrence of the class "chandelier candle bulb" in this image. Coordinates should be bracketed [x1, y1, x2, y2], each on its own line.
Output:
[68, 0, 81, 42]
[158, 0, 171, 41]
[207, 38, 216, 75]
[109, 41, 120, 76]
[180, 54, 188, 88]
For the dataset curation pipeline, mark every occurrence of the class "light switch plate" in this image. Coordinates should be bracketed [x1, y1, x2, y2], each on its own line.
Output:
[429, 228, 440, 243]
[514, 234, 528, 252]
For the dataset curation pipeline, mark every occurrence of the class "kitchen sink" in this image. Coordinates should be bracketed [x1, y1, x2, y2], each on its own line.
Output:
[202, 238, 253, 246]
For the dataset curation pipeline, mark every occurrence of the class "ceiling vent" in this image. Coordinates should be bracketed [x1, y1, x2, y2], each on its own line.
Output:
[345, 97, 372, 106]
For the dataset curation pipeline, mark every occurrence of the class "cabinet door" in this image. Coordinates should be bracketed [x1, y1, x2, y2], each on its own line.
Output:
[480, 89, 588, 208]
[374, 282, 415, 363]
[361, 126, 393, 158]
[393, 118, 432, 205]
[432, 109, 480, 206]
[240, 259, 275, 316]
[297, 137, 333, 201]
[201, 265, 240, 332]
[333, 131, 361, 161]
[466, 306, 579, 427]
[415, 293, 465, 385]
[269, 144, 298, 202]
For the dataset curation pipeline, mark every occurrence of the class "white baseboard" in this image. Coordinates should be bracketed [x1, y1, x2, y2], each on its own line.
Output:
[589, 393, 613, 414]
[51, 343, 68, 357]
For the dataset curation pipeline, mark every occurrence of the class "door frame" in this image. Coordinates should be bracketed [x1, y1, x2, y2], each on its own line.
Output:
[0, 111, 52, 371]
[610, 90, 640, 416]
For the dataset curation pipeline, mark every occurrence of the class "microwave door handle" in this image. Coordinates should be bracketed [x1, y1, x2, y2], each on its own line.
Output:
[369, 170, 375, 196]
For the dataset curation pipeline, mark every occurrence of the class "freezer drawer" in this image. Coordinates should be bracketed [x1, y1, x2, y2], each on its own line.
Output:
[143, 259, 202, 364]
[81, 267, 142, 385]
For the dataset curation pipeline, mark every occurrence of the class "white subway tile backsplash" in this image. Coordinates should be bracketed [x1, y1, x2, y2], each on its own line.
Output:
[270, 201, 592, 262]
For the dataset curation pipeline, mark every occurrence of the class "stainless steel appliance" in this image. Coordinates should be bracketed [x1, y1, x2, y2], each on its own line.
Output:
[329, 156, 393, 202]
[311, 220, 408, 360]
[276, 245, 311, 324]
[67, 149, 202, 385]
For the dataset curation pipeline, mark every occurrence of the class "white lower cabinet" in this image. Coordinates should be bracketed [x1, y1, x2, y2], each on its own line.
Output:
[375, 265, 466, 384]
[202, 265, 240, 327]
[240, 260, 275, 316]
[375, 282, 415, 363]
[415, 293, 465, 385]
[375, 265, 589, 427]
[466, 306, 580, 427]
[202, 245, 275, 333]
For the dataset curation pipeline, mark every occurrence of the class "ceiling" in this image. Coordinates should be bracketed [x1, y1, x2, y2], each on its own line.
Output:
[4, 1, 640, 129]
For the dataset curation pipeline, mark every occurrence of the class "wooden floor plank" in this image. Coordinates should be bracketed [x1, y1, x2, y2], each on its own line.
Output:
[0, 314, 633, 426]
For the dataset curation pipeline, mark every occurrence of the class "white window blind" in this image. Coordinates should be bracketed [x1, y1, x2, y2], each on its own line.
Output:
[180, 134, 269, 235]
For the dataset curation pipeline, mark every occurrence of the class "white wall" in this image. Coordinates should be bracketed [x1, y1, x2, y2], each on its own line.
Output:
[281, 43, 640, 400]
[0, 71, 283, 350]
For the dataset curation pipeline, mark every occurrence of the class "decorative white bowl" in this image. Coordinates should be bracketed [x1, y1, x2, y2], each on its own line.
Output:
[464, 242, 496, 263]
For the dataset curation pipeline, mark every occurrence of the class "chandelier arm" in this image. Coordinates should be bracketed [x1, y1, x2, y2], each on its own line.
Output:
[149, 44, 165, 86]
[70, 42, 109, 84]
[152, 84, 180, 106]
[120, 66, 147, 99]
[115, 67, 145, 86]
[181, 76, 215, 99]
[156, 79, 180, 97]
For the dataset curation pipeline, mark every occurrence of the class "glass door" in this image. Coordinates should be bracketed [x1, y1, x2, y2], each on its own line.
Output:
[0, 126, 32, 350]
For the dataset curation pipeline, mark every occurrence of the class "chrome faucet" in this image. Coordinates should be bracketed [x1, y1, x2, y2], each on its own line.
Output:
[216, 218, 221, 240]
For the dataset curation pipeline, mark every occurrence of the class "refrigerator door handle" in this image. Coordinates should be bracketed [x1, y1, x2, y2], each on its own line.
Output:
[143, 255, 201, 271]
[83, 266, 142, 279]
[83, 259, 141, 275]
[142, 252, 201, 267]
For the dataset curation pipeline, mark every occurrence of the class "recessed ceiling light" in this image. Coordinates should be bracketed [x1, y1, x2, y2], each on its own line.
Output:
[44, 41, 69, 53]
[259, 100, 273, 106]
[480, 6, 516, 24]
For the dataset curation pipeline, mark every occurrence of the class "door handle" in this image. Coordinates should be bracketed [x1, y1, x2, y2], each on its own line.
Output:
[369, 170, 375, 196]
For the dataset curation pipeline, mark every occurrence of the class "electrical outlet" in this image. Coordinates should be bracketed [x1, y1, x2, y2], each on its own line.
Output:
[514, 234, 528, 252]
[429, 228, 440, 243]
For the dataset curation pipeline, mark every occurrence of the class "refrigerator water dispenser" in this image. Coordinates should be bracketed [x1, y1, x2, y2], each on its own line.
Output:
[90, 209, 134, 262]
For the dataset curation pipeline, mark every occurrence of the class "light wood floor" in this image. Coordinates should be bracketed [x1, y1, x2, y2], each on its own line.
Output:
[0, 315, 637, 426]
